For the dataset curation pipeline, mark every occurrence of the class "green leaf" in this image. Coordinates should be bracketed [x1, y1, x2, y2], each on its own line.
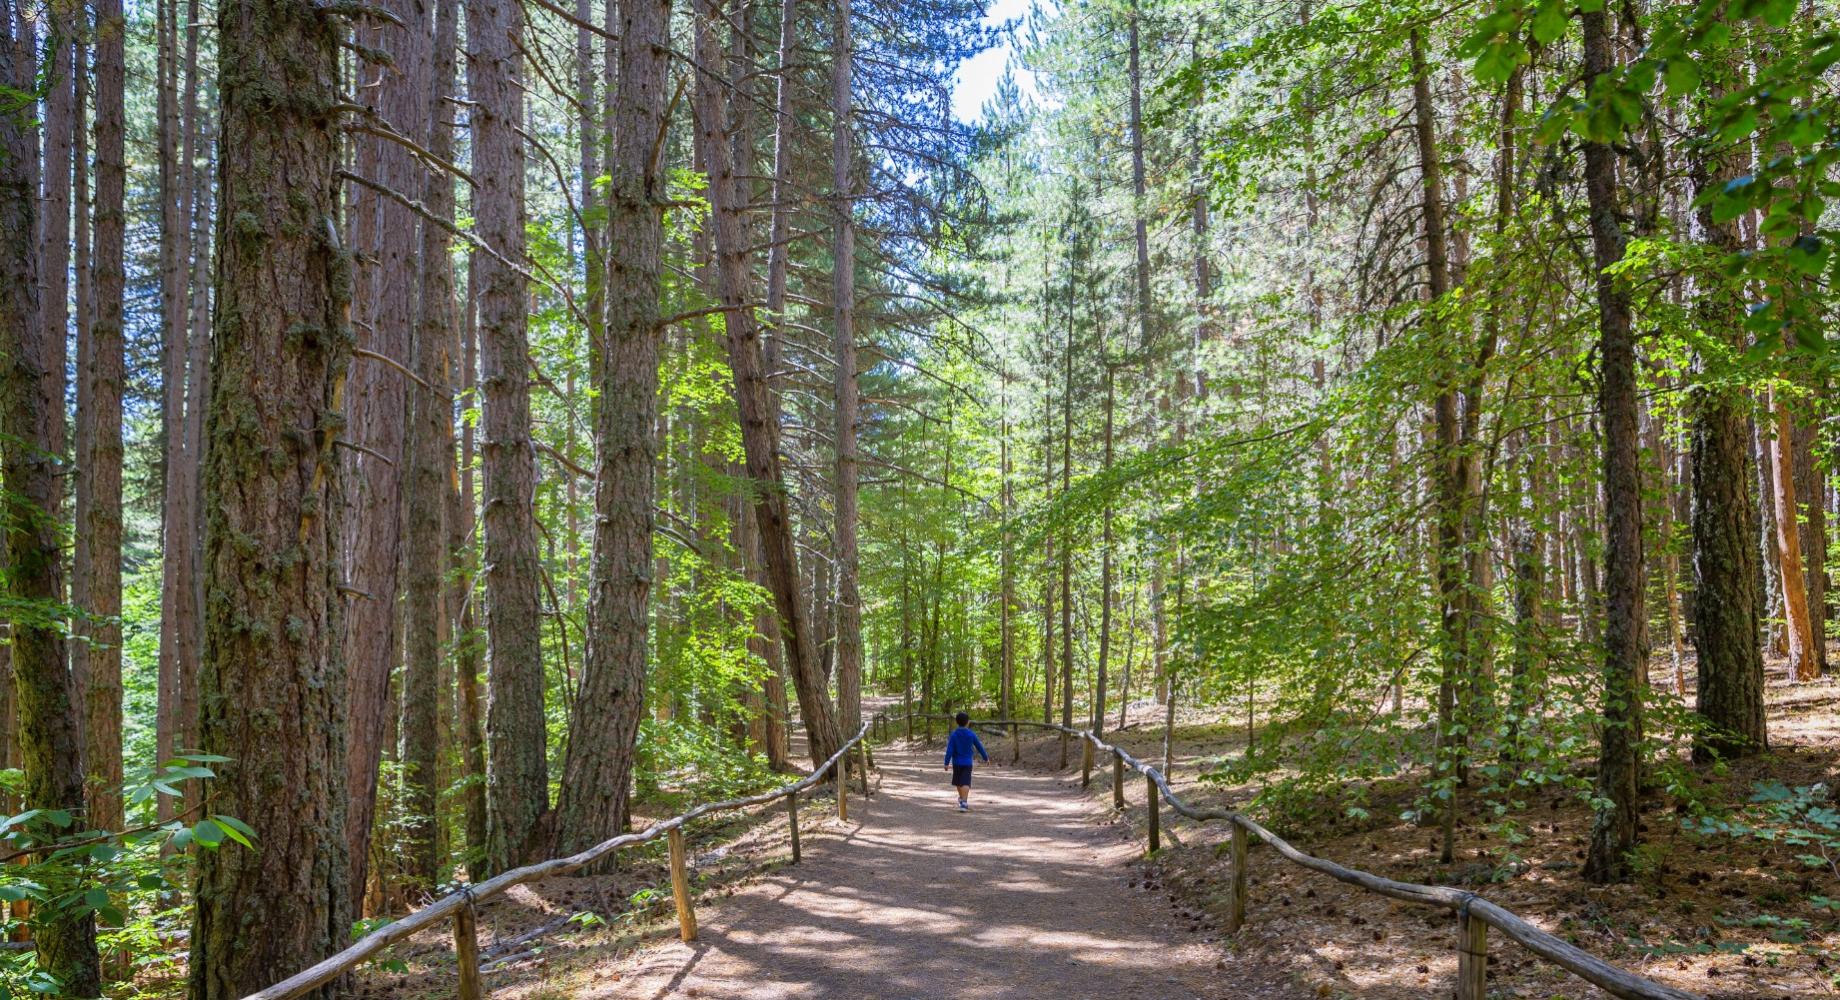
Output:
[211, 814, 256, 849]
[1531, 0, 1567, 44]
[192, 819, 226, 848]
[1664, 58, 1701, 97]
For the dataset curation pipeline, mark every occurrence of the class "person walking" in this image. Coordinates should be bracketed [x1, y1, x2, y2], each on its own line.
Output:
[943, 712, 990, 812]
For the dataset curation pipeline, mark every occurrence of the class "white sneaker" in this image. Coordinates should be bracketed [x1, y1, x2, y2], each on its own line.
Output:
[959, 801, 969, 812]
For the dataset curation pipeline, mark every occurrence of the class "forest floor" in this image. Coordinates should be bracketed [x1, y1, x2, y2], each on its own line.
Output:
[589, 745, 1295, 999]
[1017, 665, 1840, 1000]
[340, 738, 1299, 999]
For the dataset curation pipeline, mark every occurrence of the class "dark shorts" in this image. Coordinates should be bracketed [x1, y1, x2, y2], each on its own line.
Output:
[951, 763, 973, 787]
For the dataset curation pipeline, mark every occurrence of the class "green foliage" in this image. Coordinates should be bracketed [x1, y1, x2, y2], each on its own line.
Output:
[1689, 782, 1840, 878]
[0, 759, 248, 997]
[636, 717, 776, 806]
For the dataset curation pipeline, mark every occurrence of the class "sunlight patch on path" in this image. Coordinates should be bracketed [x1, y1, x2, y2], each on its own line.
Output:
[595, 744, 1296, 1000]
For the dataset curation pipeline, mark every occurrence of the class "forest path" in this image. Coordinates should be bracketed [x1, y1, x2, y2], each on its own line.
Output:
[600, 743, 1282, 1000]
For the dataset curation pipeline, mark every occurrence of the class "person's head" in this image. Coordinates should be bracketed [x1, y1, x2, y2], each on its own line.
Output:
[955, 711, 970, 728]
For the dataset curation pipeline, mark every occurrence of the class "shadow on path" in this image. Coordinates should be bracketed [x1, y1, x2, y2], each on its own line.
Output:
[597, 746, 1286, 1000]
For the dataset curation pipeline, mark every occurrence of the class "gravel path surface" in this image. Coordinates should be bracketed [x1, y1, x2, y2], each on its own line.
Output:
[600, 745, 1299, 1000]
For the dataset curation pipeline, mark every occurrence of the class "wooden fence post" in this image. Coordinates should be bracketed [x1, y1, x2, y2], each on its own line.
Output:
[454, 895, 483, 1000]
[1080, 737, 1094, 788]
[1146, 774, 1160, 854]
[668, 826, 697, 942]
[1010, 722, 1020, 763]
[1227, 822, 1248, 934]
[859, 736, 872, 799]
[1111, 754, 1125, 810]
[1456, 905, 1487, 1000]
[837, 763, 849, 822]
[787, 791, 801, 864]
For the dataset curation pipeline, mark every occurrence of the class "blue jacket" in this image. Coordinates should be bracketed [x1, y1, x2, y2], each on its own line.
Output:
[945, 726, 989, 766]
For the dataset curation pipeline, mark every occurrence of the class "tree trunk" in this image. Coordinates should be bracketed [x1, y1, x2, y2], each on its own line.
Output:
[159, 0, 210, 827]
[1059, 265, 1074, 766]
[831, 0, 864, 743]
[554, 0, 671, 856]
[1126, 0, 1151, 354]
[764, 0, 798, 359]
[470, 0, 550, 875]
[1409, 28, 1462, 867]
[40, 2, 73, 467]
[1093, 367, 1115, 736]
[1042, 376, 1055, 724]
[999, 374, 1014, 719]
[695, 0, 843, 769]
[39, 0, 72, 530]
[400, 0, 459, 888]
[1580, 3, 1645, 885]
[1506, 523, 1544, 769]
[575, 0, 603, 412]
[450, 257, 488, 862]
[79, 0, 127, 834]
[1687, 177, 1765, 756]
[2, 6, 101, 989]
[344, 0, 425, 899]
[1768, 397, 1819, 681]
[187, 0, 350, 989]
[1793, 415, 1825, 675]
[152, 0, 185, 824]
[1755, 415, 1784, 654]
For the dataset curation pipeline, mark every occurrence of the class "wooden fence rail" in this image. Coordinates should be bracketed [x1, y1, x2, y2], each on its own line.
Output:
[242, 720, 875, 1000]
[900, 714, 1700, 1000]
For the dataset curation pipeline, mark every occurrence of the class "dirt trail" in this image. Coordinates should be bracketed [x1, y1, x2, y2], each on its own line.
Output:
[597, 744, 1298, 1000]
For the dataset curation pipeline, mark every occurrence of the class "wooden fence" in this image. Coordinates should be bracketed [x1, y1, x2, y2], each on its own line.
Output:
[882, 713, 1701, 1000]
[242, 720, 875, 1000]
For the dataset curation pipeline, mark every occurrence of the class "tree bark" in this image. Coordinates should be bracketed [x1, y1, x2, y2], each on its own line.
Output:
[401, 0, 459, 888]
[469, 0, 550, 875]
[187, 0, 351, 989]
[554, 0, 672, 856]
[79, 0, 128, 835]
[1126, 0, 1151, 353]
[1042, 374, 1056, 724]
[1059, 257, 1074, 766]
[1580, 3, 1645, 885]
[39, 2, 72, 564]
[1768, 398, 1819, 681]
[153, 0, 187, 827]
[695, 0, 843, 770]
[1792, 415, 1825, 676]
[1687, 204, 1765, 758]
[1408, 28, 1461, 866]
[830, 0, 864, 743]
[158, 0, 210, 828]
[1, 6, 101, 989]
[764, 0, 799, 365]
[39, 4, 71, 472]
[1093, 366, 1115, 736]
[344, 0, 426, 900]
[999, 373, 1014, 719]
[452, 257, 488, 863]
